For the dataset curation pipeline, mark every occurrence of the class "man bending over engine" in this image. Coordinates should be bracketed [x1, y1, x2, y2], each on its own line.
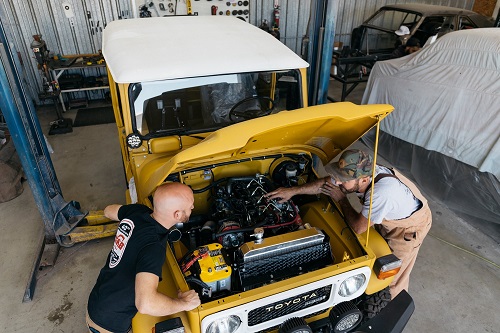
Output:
[265, 149, 432, 299]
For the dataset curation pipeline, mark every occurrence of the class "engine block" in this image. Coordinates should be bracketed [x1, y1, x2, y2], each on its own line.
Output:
[179, 173, 334, 300]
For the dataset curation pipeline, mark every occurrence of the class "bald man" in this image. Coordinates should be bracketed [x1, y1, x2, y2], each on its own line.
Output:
[86, 183, 200, 333]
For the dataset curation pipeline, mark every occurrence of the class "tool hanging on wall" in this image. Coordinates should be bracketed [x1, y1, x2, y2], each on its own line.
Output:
[85, 10, 100, 53]
[139, 4, 152, 17]
[132, 0, 248, 19]
[149, 1, 160, 17]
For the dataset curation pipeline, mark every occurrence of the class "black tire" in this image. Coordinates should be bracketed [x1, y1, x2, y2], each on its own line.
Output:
[360, 287, 391, 321]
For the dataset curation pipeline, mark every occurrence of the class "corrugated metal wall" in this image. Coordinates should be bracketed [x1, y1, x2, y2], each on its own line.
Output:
[0, 0, 475, 105]
[0, 0, 133, 104]
[249, 0, 312, 56]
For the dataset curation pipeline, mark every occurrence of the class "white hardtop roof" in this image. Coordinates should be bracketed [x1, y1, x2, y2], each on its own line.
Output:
[102, 16, 309, 83]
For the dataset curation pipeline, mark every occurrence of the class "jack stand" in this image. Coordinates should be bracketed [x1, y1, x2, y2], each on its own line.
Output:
[49, 118, 73, 135]
[48, 95, 72, 135]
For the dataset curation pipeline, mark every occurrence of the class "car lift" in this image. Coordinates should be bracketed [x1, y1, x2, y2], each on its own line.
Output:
[0, 21, 118, 302]
[306, 0, 336, 106]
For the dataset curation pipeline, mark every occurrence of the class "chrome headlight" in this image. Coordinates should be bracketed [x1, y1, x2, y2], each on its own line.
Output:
[206, 315, 241, 333]
[338, 273, 366, 297]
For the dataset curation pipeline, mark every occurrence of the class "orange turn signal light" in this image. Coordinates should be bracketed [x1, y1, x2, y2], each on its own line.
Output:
[374, 254, 402, 280]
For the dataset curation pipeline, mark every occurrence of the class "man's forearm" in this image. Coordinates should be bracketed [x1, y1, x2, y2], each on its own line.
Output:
[138, 293, 190, 316]
[136, 273, 199, 316]
[338, 197, 368, 234]
[104, 204, 121, 221]
[294, 177, 329, 196]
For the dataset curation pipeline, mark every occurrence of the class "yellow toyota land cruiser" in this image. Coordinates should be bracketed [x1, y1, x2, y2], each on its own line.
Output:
[102, 16, 413, 333]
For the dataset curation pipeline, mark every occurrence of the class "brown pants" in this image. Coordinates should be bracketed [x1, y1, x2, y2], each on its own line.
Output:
[86, 309, 132, 333]
[376, 169, 433, 299]
[390, 208, 431, 298]
[377, 202, 432, 299]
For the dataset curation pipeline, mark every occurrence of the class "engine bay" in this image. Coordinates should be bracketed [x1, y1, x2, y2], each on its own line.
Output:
[168, 154, 335, 303]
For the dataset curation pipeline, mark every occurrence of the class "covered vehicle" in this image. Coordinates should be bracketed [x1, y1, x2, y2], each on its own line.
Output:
[350, 4, 494, 56]
[103, 16, 414, 333]
[362, 28, 500, 228]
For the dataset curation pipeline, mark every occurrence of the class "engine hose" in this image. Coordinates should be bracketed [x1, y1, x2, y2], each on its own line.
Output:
[192, 177, 228, 194]
[263, 206, 301, 229]
[263, 220, 296, 229]
[185, 276, 212, 293]
[214, 219, 268, 238]
[181, 253, 205, 273]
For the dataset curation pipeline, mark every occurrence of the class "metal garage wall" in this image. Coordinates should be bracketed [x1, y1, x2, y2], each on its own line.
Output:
[249, 0, 311, 56]
[0, 0, 133, 104]
[0, 0, 476, 105]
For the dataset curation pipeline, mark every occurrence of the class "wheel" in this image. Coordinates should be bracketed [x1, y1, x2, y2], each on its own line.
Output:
[228, 96, 275, 121]
[278, 317, 312, 333]
[359, 287, 391, 321]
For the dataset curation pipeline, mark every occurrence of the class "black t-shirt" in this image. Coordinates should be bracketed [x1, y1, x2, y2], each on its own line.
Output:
[87, 204, 169, 333]
[390, 45, 406, 58]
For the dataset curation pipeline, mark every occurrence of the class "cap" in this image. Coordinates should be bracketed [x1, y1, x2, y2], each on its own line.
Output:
[406, 37, 420, 47]
[324, 149, 373, 182]
[395, 25, 410, 36]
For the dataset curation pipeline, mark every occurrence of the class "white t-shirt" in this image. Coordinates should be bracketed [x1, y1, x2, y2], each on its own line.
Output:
[359, 166, 421, 224]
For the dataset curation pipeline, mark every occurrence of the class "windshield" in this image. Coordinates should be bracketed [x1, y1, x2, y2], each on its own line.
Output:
[129, 70, 302, 138]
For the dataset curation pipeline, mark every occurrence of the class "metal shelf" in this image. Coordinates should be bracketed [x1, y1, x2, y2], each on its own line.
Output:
[60, 86, 109, 93]
[49, 58, 108, 112]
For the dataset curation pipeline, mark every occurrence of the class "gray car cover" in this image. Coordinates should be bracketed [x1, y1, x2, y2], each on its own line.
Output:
[362, 28, 499, 225]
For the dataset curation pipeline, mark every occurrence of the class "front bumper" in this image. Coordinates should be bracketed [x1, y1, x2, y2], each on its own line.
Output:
[308, 290, 414, 333]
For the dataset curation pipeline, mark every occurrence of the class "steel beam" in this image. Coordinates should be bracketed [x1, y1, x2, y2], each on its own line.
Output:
[307, 0, 336, 106]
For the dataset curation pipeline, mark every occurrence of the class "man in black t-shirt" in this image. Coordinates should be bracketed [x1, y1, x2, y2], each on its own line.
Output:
[390, 37, 421, 59]
[86, 183, 200, 333]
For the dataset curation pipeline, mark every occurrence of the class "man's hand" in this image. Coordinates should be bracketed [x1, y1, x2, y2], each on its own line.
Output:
[265, 187, 296, 203]
[178, 289, 201, 311]
[320, 182, 345, 202]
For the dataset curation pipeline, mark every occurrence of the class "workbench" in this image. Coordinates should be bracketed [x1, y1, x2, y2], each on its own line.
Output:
[49, 54, 109, 112]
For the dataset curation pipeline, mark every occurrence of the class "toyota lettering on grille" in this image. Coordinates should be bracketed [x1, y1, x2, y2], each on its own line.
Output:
[248, 285, 332, 326]
[265, 292, 322, 312]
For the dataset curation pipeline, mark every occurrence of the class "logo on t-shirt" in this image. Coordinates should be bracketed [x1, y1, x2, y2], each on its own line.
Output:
[109, 219, 135, 268]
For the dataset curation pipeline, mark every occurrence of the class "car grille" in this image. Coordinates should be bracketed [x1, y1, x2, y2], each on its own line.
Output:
[247, 285, 332, 326]
[255, 309, 329, 333]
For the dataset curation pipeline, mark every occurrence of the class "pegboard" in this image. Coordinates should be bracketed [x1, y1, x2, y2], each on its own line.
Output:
[132, 0, 250, 22]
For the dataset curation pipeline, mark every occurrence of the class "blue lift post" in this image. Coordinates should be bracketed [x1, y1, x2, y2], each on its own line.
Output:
[307, 0, 336, 106]
[0, 21, 86, 301]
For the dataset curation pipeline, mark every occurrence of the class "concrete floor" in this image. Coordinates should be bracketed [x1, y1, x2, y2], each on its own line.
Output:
[0, 82, 499, 333]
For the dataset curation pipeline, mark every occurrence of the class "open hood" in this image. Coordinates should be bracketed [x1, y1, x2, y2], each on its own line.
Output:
[141, 102, 393, 198]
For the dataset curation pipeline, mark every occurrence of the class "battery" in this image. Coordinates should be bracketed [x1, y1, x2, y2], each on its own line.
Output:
[194, 243, 232, 292]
